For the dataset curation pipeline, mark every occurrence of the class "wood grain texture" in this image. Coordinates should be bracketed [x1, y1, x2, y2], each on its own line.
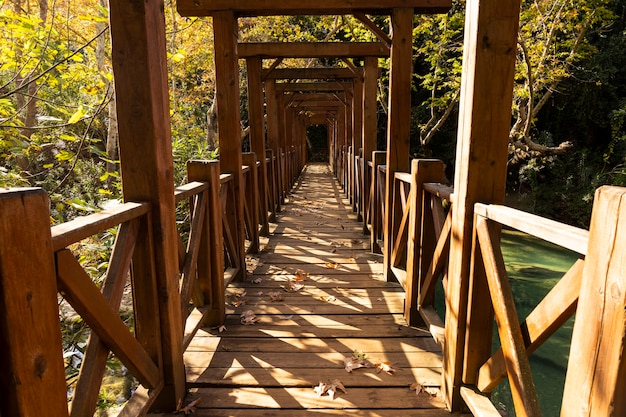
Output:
[561, 186, 626, 416]
[0, 189, 69, 417]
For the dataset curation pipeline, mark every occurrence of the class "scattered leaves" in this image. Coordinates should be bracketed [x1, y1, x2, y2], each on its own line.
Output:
[250, 277, 262, 284]
[320, 295, 337, 302]
[314, 379, 347, 400]
[268, 291, 284, 302]
[176, 397, 203, 414]
[325, 262, 339, 269]
[240, 310, 260, 325]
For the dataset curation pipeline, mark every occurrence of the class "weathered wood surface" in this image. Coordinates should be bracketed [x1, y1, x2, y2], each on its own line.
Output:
[149, 163, 449, 416]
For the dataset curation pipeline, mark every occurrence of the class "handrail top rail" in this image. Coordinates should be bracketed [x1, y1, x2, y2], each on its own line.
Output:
[474, 202, 589, 255]
[394, 171, 411, 183]
[51, 201, 151, 252]
[174, 181, 209, 203]
[424, 182, 454, 202]
[220, 173, 233, 184]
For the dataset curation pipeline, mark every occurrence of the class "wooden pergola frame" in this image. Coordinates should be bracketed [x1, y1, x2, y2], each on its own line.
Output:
[102, 0, 520, 411]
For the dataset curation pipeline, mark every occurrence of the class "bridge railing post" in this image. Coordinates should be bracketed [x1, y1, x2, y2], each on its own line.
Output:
[187, 160, 225, 327]
[0, 188, 69, 417]
[404, 159, 446, 325]
[561, 185, 626, 416]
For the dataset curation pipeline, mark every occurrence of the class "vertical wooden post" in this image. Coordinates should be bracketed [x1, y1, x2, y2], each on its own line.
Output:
[109, 0, 186, 407]
[213, 10, 246, 281]
[266, 149, 278, 221]
[0, 189, 69, 417]
[338, 108, 347, 188]
[371, 151, 387, 253]
[187, 160, 225, 326]
[443, 0, 521, 409]
[277, 91, 288, 199]
[242, 152, 260, 253]
[265, 79, 282, 212]
[352, 77, 363, 218]
[383, 8, 413, 282]
[561, 186, 626, 416]
[404, 159, 445, 325]
[362, 57, 378, 234]
[246, 57, 269, 236]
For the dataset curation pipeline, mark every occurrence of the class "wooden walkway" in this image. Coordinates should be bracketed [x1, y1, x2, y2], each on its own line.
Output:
[152, 163, 451, 416]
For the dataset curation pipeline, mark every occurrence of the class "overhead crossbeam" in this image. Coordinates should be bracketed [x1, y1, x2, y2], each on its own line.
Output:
[262, 67, 361, 81]
[238, 42, 389, 58]
[177, 0, 451, 17]
[276, 81, 353, 93]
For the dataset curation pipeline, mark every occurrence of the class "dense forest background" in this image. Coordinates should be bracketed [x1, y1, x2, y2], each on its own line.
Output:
[1, 0, 625, 228]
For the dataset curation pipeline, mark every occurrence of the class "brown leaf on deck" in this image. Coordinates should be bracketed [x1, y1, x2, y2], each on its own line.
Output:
[176, 397, 202, 414]
[240, 310, 260, 325]
[268, 291, 284, 302]
[375, 361, 396, 375]
[295, 269, 309, 281]
[313, 379, 347, 400]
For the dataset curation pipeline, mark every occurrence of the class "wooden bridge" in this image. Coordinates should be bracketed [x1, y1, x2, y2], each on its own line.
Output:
[1, 1, 625, 417]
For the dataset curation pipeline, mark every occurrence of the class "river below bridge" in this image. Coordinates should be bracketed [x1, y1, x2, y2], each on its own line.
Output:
[493, 230, 580, 416]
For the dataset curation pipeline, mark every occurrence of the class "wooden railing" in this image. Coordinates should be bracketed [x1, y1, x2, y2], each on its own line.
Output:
[343, 155, 626, 415]
[0, 150, 301, 416]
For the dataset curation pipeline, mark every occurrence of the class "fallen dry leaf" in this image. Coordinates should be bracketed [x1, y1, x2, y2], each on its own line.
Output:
[320, 295, 337, 302]
[313, 379, 347, 400]
[294, 269, 309, 281]
[218, 325, 227, 333]
[282, 280, 304, 292]
[375, 361, 396, 375]
[240, 310, 260, 325]
[176, 397, 202, 414]
[250, 277, 262, 284]
[325, 262, 339, 269]
[410, 382, 438, 397]
[230, 290, 247, 308]
[268, 291, 284, 302]
[343, 356, 373, 373]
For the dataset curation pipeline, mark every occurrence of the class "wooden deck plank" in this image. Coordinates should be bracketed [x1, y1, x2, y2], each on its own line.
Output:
[151, 164, 447, 416]
[178, 387, 447, 409]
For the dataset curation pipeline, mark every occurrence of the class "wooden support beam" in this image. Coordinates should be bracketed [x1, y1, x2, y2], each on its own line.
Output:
[383, 8, 413, 282]
[561, 186, 626, 416]
[178, 0, 452, 17]
[213, 10, 246, 281]
[0, 189, 69, 417]
[238, 42, 389, 58]
[354, 12, 392, 47]
[443, 0, 522, 409]
[277, 81, 353, 92]
[246, 57, 270, 236]
[262, 67, 361, 80]
[109, 0, 185, 407]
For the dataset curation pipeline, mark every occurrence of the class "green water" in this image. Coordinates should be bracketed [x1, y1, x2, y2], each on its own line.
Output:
[492, 230, 580, 416]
